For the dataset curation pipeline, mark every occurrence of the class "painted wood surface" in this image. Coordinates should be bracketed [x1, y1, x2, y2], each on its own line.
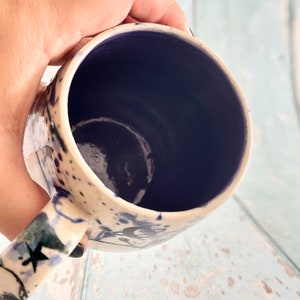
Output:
[191, 0, 300, 267]
[0, 0, 299, 299]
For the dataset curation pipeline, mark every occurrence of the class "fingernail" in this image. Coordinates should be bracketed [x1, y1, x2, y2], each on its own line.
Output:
[189, 27, 195, 37]
[69, 243, 84, 258]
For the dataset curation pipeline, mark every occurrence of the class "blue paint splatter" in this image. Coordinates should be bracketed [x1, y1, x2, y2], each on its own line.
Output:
[49, 254, 62, 266]
[156, 213, 163, 221]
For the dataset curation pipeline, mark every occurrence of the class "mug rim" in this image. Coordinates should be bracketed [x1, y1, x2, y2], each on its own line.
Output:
[56, 22, 252, 220]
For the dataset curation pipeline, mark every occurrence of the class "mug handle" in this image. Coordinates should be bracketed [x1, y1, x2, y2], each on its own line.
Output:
[0, 190, 89, 299]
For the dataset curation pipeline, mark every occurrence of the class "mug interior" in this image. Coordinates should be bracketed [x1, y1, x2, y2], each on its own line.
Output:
[68, 29, 247, 212]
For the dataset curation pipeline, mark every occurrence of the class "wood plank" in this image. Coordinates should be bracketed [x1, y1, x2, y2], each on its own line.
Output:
[291, 0, 300, 112]
[82, 198, 300, 299]
[192, 0, 300, 267]
[29, 256, 88, 300]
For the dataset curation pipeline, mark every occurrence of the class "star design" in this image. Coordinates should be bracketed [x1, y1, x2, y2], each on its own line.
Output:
[22, 242, 49, 273]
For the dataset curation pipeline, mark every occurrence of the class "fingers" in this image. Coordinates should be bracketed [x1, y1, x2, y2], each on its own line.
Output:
[0, 0, 190, 243]
[48, 0, 190, 64]
[69, 234, 89, 258]
[129, 0, 190, 33]
[50, 37, 93, 65]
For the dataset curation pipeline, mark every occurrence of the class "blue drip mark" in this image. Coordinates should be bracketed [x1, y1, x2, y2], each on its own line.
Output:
[52, 191, 86, 224]
[49, 254, 62, 266]
[156, 213, 163, 221]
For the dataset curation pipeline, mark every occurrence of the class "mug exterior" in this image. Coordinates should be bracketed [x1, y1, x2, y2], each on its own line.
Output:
[31, 23, 251, 251]
[0, 23, 251, 299]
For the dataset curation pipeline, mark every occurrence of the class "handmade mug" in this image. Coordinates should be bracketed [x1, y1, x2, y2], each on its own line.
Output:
[0, 23, 251, 299]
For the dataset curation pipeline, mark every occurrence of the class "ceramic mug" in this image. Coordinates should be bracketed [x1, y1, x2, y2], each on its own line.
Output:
[0, 23, 251, 299]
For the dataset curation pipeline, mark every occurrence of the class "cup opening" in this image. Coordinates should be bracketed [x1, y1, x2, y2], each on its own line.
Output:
[68, 30, 247, 212]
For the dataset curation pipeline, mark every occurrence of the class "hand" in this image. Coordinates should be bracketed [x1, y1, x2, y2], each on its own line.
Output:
[0, 0, 190, 243]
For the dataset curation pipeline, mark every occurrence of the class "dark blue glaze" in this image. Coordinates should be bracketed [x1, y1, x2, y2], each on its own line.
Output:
[69, 31, 246, 211]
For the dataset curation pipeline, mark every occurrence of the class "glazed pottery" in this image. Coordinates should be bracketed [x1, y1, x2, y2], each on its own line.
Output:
[0, 23, 251, 299]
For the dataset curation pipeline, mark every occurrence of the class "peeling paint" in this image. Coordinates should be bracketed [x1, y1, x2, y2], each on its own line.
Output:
[184, 285, 200, 298]
[277, 258, 297, 277]
[261, 280, 273, 294]
[160, 278, 168, 287]
[275, 276, 283, 285]
[227, 277, 235, 287]
[221, 247, 231, 254]
[170, 280, 180, 295]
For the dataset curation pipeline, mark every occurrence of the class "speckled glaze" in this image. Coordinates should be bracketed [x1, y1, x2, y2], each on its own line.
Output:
[0, 23, 251, 299]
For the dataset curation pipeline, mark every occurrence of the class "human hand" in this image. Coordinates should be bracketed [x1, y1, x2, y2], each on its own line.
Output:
[0, 0, 190, 245]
